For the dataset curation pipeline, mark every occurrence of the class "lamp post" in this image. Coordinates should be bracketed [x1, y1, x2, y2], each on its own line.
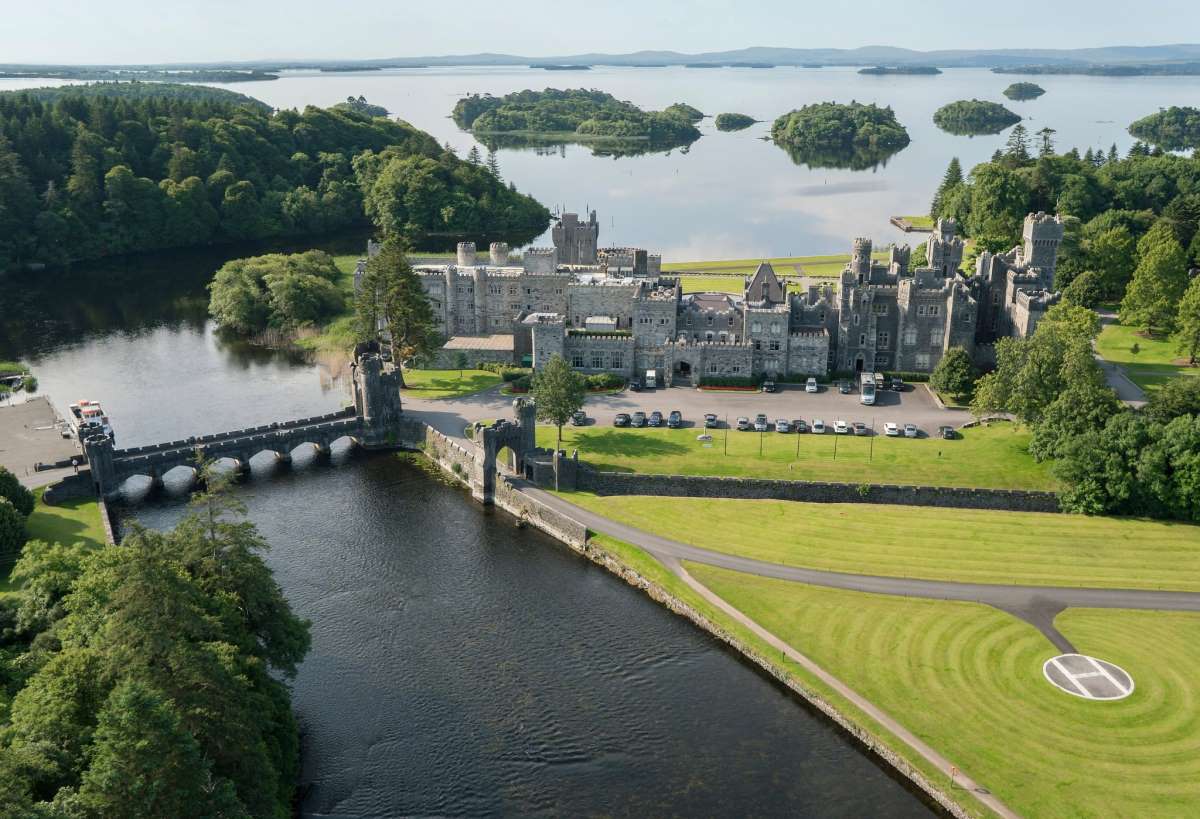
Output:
[724, 414, 729, 456]
[869, 417, 875, 462]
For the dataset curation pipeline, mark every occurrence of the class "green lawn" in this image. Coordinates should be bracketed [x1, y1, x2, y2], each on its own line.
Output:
[896, 214, 935, 230]
[538, 422, 1055, 490]
[675, 274, 837, 294]
[662, 251, 888, 277]
[565, 493, 1200, 590]
[1096, 320, 1199, 390]
[1, 489, 107, 597]
[402, 369, 502, 399]
[690, 565, 1200, 819]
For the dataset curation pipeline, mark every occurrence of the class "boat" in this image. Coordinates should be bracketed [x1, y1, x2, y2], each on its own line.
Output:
[68, 399, 115, 444]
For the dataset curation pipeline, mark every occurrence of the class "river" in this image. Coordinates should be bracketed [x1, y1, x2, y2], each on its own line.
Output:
[2, 249, 936, 814]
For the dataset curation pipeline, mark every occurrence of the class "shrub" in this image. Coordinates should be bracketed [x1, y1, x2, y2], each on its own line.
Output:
[928, 348, 977, 398]
[0, 497, 25, 562]
[699, 375, 759, 388]
[585, 372, 624, 390]
[21, 374, 37, 392]
[509, 375, 532, 393]
[0, 466, 35, 518]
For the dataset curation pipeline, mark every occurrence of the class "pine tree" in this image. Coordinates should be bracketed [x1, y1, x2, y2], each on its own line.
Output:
[930, 157, 963, 218]
[1083, 147, 1095, 165]
[466, 145, 481, 165]
[1036, 127, 1056, 157]
[486, 149, 501, 179]
[1108, 143, 1119, 163]
[1005, 123, 1030, 162]
[1173, 275, 1200, 365]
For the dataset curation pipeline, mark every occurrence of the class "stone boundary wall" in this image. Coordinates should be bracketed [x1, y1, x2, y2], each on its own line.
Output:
[97, 496, 117, 545]
[577, 469, 1060, 513]
[420, 426, 478, 484]
[493, 475, 588, 548]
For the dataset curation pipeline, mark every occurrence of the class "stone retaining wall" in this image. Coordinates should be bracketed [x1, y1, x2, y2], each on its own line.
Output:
[577, 469, 1060, 513]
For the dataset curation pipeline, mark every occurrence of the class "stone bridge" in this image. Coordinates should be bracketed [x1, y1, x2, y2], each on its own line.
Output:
[81, 344, 409, 499]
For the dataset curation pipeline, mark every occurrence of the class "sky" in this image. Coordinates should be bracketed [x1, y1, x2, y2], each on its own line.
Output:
[3, 0, 1199, 64]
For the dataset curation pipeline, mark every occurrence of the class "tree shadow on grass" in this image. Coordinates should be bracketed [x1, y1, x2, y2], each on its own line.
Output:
[566, 430, 691, 459]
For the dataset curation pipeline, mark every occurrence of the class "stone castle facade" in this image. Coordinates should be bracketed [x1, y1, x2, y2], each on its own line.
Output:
[356, 210, 1064, 383]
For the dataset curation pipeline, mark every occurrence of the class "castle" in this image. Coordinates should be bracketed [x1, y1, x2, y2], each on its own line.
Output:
[356, 210, 1064, 383]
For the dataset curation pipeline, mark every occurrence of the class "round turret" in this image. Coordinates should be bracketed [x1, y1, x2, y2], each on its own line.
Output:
[489, 242, 510, 266]
[457, 241, 477, 267]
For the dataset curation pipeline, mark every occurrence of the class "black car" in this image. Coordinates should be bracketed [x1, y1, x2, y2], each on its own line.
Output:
[792, 418, 808, 433]
[648, 410, 663, 427]
[837, 381, 852, 394]
[667, 410, 683, 428]
[761, 380, 777, 393]
[704, 413, 719, 428]
[570, 410, 587, 426]
[890, 377, 905, 391]
[629, 380, 642, 392]
[938, 425, 956, 440]
[631, 411, 647, 427]
[614, 412, 631, 427]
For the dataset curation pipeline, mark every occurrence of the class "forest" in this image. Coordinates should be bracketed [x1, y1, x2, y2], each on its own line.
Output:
[932, 99, 1022, 135]
[1128, 106, 1200, 151]
[769, 101, 910, 170]
[1002, 82, 1045, 100]
[0, 85, 551, 272]
[451, 88, 702, 148]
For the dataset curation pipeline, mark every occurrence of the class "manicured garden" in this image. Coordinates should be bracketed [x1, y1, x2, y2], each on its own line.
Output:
[401, 369, 503, 399]
[567, 494, 1200, 590]
[689, 564, 1200, 819]
[1, 490, 107, 597]
[662, 250, 888, 277]
[1095, 320, 1199, 390]
[536, 422, 1055, 490]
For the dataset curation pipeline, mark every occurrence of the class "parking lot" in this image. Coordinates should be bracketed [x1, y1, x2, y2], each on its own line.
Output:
[578, 382, 961, 438]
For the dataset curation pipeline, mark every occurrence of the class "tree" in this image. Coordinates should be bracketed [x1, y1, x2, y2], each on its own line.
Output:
[1120, 222, 1189, 336]
[454, 351, 470, 378]
[485, 149, 501, 179]
[354, 239, 440, 380]
[1036, 127, 1057, 157]
[928, 347, 976, 399]
[1004, 123, 1030, 162]
[1173, 274, 1200, 365]
[0, 497, 25, 563]
[967, 163, 1031, 246]
[930, 157, 962, 218]
[466, 145, 481, 165]
[530, 355, 586, 449]
[1061, 269, 1106, 308]
[0, 465, 35, 517]
[1028, 355, 1120, 461]
[1145, 375, 1200, 423]
[1084, 226, 1136, 298]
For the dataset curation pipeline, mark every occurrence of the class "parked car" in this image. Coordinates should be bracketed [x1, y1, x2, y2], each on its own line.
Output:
[811, 418, 826, 434]
[904, 423, 919, 438]
[648, 410, 663, 427]
[890, 377, 905, 391]
[838, 381, 852, 395]
[754, 413, 769, 432]
[939, 425, 956, 440]
[805, 377, 818, 393]
[736, 416, 751, 431]
[629, 380, 642, 392]
[852, 421, 868, 436]
[792, 418, 808, 434]
[704, 412, 719, 428]
[835, 419, 849, 434]
[631, 411, 647, 428]
[761, 380, 777, 393]
[775, 418, 791, 433]
[667, 410, 683, 428]
[614, 413, 631, 427]
[884, 421, 899, 437]
[873, 373, 885, 391]
[570, 411, 587, 426]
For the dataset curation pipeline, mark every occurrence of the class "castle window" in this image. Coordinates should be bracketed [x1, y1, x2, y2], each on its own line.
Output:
[727, 316, 734, 326]
[555, 288, 564, 295]
[754, 340, 762, 350]
[610, 351, 623, 370]
[525, 288, 533, 295]
[658, 317, 667, 325]
[752, 321, 762, 333]
[872, 303, 888, 316]
[719, 332, 728, 342]
[509, 286, 518, 295]
[992, 292, 1000, 305]
[859, 333, 866, 346]
[819, 311, 826, 322]
[771, 323, 780, 335]
[915, 353, 930, 369]
[929, 326, 943, 345]
[928, 305, 941, 317]
[709, 315, 715, 327]
[917, 305, 926, 316]
[572, 354, 585, 368]
[731, 365, 742, 374]
[707, 361, 719, 375]
[769, 340, 781, 351]
[878, 332, 890, 348]
[489, 284, 502, 295]
[456, 286, 464, 295]
[874, 353, 890, 368]
[706, 332, 715, 341]
[904, 327, 917, 346]
[853, 314, 860, 326]
[591, 352, 604, 369]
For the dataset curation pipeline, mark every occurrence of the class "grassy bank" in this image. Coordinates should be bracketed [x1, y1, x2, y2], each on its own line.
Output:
[402, 369, 502, 399]
[690, 564, 1200, 818]
[587, 534, 993, 817]
[564, 493, 1200, 590]
[1, 489, 107, 597]
[535, 422, 1055, 490]
[1096, 320, 1199, 390]
[675, 274, 838, 294]
[662, 251, 888, 277]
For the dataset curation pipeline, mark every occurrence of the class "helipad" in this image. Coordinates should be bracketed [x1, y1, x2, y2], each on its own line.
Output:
[1043, 654, 1134, 700]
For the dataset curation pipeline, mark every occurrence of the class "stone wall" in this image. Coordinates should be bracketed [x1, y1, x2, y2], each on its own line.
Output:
[575, 470, 1060, 513]
[493, 475, 589, 548]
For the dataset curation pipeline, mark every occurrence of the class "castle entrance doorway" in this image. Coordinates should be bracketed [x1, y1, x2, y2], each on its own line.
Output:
[854, 355, 864, 373]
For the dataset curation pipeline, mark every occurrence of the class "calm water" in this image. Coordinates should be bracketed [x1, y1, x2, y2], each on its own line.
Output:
[4, 66, 1197, 259]
[3, 252, 934, 815]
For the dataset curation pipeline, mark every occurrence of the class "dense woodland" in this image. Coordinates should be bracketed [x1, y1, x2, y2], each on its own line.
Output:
[932, 99, 1022, 135]
[0, 85, 550, 272]
[770, 101, 911, 170]
[1002, 82, 1045, 100]
[928, 126, 1200, 520]
[1128, 106, 1200, 151]
[451, 88, 702, 147]
[715, 113, 757, 131]
[0, 471, 310, 816]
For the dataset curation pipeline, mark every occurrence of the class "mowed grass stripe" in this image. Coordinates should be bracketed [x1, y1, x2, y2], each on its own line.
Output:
[539, 423, 1055, 490]
[688, 565, 1200, 818]
[565, 495, 1200, 590]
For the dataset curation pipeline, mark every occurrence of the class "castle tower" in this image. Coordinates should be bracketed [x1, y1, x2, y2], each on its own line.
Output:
[489, 242, 510, 266]
[551, 211, 600, 264]
[1022, 213, 1065, 288]
[851, 238, 873, 282]
[457, 241, 477, 267]
[926, 218, 964, 276]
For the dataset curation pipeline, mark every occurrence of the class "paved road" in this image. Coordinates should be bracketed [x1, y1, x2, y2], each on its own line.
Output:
[1094, 311, 1147, 407]
[0, 397, 82, 488]
[521, 482, 1200, 652]
[404, 380, 967, 441]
